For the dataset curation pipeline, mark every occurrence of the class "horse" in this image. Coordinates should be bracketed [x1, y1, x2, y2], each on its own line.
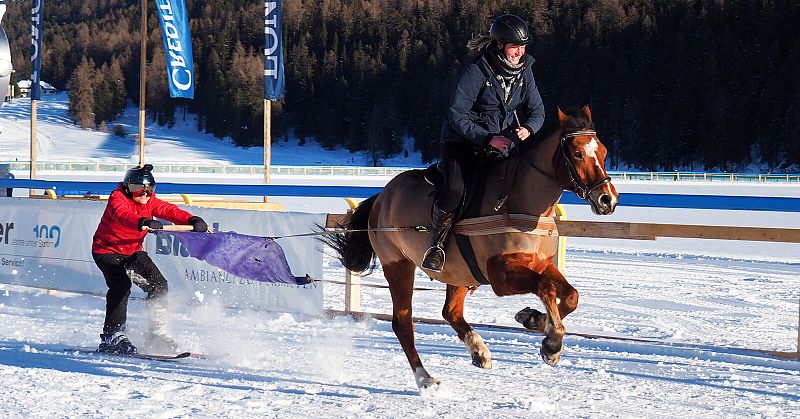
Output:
[325, 105, 619, 392]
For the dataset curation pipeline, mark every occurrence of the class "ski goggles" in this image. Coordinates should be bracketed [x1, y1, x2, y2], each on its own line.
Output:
[128, 183, 155, 197]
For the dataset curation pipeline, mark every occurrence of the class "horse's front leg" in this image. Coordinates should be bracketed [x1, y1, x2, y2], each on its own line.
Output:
[515, 262, 579, 336]
[488, 258, 578, 366]
[384, 260, 439, 390]
[531, 263, 579, 365]
[442, 285, 491, 368]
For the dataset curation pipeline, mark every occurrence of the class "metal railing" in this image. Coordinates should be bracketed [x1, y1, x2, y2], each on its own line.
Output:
[2, 161, 799, 182]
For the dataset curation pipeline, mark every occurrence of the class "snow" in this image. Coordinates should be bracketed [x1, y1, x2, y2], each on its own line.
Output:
[1, 94, 799, 416]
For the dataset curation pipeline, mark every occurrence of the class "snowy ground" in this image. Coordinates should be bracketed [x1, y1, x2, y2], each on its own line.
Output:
[1, 94, 799, 416]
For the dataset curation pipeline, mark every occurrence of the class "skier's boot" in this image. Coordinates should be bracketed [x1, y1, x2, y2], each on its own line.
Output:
[421, 202, 455, 273]
[98, 331, 137, 354]
[145, 298, 178, 354]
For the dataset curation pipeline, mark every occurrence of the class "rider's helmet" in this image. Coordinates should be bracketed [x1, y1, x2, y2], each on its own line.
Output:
[122, 164, 156, 197]
[489, 14, 532, 45]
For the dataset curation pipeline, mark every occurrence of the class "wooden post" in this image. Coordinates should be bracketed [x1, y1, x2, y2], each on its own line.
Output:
[29, 100, 37, 181]
[344, 269, 361, 313]
[552, 204, 567, 272]
[138, 0, 147, 166]
[263, 99, 271, 203]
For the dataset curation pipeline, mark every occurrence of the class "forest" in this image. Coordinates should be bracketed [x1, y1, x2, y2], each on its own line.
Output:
[3, 0, 799, 170]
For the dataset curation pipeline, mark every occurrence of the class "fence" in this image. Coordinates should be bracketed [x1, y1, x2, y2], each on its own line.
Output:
[1, 177, 799, 356]
[2, 161, 799, 182]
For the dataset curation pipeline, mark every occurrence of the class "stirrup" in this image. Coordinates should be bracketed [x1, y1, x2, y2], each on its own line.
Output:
[421, 245, 446, 272]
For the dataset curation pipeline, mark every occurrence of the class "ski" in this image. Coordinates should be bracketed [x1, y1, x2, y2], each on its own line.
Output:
[63, 348, 205, 361]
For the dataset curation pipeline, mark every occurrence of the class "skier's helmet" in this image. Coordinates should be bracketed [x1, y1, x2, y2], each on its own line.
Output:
[123, 164, 156, 197]
[489, 14, 532, 45]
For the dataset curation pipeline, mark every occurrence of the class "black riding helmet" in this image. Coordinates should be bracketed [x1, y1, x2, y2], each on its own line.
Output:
[122, 164, 156, 196]
[489, 14, 532, 45]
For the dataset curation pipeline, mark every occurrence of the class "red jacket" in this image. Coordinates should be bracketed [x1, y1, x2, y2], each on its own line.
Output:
[92, 184, 194, 255]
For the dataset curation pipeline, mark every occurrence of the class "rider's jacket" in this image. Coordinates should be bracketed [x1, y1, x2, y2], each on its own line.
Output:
[92, 184, 193, 255]
[440, 51, 545, 147]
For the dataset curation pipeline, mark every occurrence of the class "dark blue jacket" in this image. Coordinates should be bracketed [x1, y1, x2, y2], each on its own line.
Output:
[441, 53, 545, 146]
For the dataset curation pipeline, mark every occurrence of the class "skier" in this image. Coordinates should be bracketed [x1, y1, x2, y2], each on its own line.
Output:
[91, 164, 207, 354]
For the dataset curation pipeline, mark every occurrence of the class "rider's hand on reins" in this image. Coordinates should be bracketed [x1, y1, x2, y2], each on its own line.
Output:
[489, 135, 513, 151]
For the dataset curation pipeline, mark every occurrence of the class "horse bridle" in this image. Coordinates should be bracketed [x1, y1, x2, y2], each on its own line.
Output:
[558, 130, 612, 199]
[532, 129, 612, 200]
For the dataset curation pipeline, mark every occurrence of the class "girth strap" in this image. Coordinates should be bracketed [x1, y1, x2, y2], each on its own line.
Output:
[453, 213, 558, 236]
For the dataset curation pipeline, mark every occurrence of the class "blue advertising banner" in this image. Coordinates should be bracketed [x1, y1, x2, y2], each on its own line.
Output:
[264, 1, 285, 100]
[155, 0, 194, 99]
[30, 0, 43, 100]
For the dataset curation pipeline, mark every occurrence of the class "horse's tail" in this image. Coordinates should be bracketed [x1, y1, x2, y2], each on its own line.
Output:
[319, 194, 378, 274]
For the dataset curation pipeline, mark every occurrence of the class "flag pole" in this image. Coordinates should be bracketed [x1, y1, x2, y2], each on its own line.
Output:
[263, 98, 271, 203]
[264, 2, 285, 203]
[138, 0, 147, 166]
[29, 0, 44, 188]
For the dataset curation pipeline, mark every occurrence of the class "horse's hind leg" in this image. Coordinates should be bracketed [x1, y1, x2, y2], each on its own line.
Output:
[384, 258, 439, 390]
[442, 285, 492, 368]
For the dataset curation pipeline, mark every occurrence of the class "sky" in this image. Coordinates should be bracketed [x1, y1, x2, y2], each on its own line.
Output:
[0, 94, 799, 417]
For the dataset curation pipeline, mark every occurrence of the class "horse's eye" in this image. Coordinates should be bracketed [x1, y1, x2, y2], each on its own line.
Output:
[574, 150, 583, 159]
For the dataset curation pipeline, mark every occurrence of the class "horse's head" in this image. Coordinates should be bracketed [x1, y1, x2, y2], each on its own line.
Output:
[554, 105, 618, 215]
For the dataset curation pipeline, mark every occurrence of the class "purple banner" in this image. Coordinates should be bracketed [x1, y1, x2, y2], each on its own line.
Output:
[164, 230, 310, 285]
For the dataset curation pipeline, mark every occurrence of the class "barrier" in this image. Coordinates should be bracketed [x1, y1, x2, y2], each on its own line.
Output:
[2, 161, 799, 183]
[0, 198, 325, 315]
[2, 178, 799, 354]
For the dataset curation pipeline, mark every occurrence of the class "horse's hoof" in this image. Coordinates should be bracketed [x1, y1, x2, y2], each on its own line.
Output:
[471, 353, 493, 369]
[540, 336, 563, 365]
[417, 376, 441, 390]
[540, 349, 562, 366]
[414, 367, 440, 390]
[515, 307, 547, 332]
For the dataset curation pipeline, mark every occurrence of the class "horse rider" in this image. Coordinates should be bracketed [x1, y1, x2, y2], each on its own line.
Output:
[422, 14, 546, 272]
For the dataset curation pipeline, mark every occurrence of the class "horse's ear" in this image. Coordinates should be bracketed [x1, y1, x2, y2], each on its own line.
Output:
[557, 107, 567, 124]
[582, 104, 592, 122]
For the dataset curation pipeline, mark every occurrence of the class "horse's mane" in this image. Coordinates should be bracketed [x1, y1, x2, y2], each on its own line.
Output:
[517, 107, 594, 155]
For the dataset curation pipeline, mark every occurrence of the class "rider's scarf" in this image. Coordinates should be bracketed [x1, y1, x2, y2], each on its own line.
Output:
[485, 43, 524, 101]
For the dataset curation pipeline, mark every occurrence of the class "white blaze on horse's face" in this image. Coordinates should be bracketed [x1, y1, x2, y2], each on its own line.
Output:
[572, 134, 619, 215]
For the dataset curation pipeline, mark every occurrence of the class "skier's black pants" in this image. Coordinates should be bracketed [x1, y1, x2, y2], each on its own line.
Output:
[436, 142, 480, 212]
[92, 251, 168, 336]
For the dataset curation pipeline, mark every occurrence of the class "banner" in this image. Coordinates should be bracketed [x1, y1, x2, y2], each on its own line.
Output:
[0, 199, 324, 315]
[0, 2, 12, 102]
[30, 0, 43, 100]
[264, 1, 285, 100]
[164, 230, 312, 286]
[155, 0, 194, 99]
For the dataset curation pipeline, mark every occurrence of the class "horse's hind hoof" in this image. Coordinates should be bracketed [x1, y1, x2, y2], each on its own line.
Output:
[515, 307, 547, 332]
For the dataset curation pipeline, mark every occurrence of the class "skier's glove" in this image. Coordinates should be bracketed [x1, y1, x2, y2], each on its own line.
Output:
[188, 216, 208, 232]
[138, 218, 163, 231]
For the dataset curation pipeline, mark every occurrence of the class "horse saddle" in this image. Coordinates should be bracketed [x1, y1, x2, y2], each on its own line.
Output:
[423, 160, 493, 222]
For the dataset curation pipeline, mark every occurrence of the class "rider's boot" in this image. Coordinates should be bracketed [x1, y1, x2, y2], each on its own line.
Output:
[145, 298, 178, 354]
[421, 202, 455, 273]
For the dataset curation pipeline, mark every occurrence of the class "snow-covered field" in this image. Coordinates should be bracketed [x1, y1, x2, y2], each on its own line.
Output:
[1, 94, 799, 417]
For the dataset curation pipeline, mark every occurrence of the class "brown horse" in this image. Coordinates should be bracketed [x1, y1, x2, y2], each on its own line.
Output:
[326, 105, 619, 392]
